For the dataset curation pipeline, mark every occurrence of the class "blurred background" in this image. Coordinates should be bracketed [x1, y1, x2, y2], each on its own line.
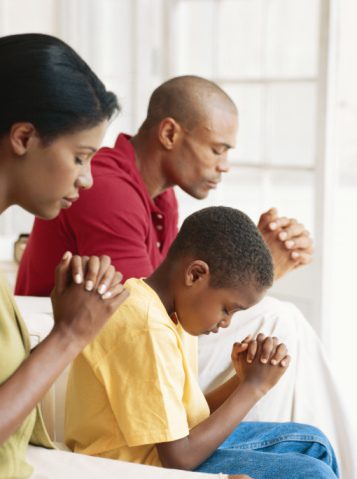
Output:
[0, 0, 356, 430]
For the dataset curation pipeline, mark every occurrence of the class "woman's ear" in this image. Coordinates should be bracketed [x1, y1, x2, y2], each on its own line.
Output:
[158, 117, 183, 150]
[185, 260, 210, 286]
[9, 122, 37, 156]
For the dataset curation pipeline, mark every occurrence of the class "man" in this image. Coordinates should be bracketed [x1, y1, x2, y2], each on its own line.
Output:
[16, 76, 355, 478]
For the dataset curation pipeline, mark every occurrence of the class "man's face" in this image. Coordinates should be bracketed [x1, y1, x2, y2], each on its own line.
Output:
[165, 106, 238, 199]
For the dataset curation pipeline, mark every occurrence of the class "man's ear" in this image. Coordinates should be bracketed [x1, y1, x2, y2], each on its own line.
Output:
[185, 260, 210, 286]
[158, 117, 183, 150]
[9, 122, 37, 156]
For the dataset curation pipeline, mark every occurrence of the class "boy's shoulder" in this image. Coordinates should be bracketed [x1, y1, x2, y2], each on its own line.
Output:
[122, 278, 169, 325]
[83, 278, 176, 358]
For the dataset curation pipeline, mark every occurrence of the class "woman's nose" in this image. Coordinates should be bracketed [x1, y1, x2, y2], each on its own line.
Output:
[76, 165, 93, 190]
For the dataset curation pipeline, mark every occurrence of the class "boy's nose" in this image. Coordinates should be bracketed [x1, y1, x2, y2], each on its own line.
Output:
[219, 317, 232, 329]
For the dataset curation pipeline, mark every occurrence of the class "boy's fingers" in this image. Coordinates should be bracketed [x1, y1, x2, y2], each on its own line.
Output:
[54, 251, 72, 293]
[280, 354, 291, 368]
[256, 333, 266, 342]
[246, 339, 257, 363]
[260, 336, 274, 363]
[231, 342, 249, 358]
[270, 343, 288, 365]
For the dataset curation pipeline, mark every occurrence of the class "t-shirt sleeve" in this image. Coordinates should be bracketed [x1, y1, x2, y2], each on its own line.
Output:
[66, 174, 155, 280]
[94, 320, 190, 447]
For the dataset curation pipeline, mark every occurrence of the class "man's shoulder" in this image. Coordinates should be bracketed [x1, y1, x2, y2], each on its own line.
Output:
[91, 133, 136, 179]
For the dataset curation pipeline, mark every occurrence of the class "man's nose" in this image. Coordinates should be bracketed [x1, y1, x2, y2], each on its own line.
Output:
[217, 155, 229, 173]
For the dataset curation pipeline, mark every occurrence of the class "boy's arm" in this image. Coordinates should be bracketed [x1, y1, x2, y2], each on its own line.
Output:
[157, 335, 290, 471]
[204, 374, 241, 413]
[205, 334, 284, 412]
[157, 380, 263, 470]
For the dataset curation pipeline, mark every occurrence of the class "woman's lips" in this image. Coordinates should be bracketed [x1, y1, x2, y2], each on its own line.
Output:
[60, 196, 79, 208]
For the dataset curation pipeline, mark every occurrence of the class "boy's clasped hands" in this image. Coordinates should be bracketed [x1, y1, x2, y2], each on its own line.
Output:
[231, 333, 290, 397]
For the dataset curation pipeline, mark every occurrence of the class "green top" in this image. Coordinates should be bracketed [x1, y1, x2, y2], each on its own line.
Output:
[0, 272, 53, 479]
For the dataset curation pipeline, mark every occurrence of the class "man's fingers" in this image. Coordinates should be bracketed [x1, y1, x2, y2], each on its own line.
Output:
[286, 235, 313, 252]
[258, 208, 278, 230]
[268, 216, 291, 231]
[278, 222, 305, 242]
[291, 251, 313, 266]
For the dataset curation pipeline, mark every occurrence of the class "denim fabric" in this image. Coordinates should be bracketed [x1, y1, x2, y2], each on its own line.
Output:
[194, 422, 339, 478]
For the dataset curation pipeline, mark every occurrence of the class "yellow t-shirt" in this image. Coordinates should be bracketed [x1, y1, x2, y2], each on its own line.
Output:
[0, 272, 53, 479]
[65, 278, 210, 466]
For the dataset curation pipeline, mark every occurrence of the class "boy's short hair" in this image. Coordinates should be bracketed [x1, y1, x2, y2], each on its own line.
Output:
[168, 206, 274, 290]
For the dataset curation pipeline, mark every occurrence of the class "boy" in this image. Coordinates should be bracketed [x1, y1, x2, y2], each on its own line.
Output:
[65, 207, 338, 478]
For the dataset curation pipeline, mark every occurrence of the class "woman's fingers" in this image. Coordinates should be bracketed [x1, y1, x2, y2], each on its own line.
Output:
[83, 256, 100, 291]
[53, 251, 73, 293]
[101, 272, 125, 300]
[70, 255, 85, 285]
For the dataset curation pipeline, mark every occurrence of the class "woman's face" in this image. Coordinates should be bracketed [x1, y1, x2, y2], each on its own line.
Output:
[12, 121, 108, 219]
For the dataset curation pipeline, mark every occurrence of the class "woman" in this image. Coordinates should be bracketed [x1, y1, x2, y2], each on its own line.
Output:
[0, 33, 246, 479]
[0, 32, 129, 477]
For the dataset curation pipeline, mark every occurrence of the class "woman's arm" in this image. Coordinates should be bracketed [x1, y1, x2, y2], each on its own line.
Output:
[0, 253, 128, 445]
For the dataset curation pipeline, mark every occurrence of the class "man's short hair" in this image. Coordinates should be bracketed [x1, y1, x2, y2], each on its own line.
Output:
[168, 206, 273, 290]
[142, 75, 237, 130]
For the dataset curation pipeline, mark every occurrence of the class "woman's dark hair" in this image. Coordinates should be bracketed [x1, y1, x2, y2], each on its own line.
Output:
[0, 33, 120, 142]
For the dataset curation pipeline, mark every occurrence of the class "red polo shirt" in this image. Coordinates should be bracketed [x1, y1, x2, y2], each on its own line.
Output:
[15, 134, 179, 296]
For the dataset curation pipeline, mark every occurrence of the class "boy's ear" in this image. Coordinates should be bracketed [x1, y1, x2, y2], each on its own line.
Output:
[9, 122, 37, 156]
[185, 260, 210, 286]
[158, 117, 183, 150]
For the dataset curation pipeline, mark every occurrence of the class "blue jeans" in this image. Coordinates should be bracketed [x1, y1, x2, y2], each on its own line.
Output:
[194, 422, 339, 478]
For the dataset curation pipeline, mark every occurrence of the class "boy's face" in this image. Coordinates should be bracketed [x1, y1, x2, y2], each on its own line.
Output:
[174, 261, 266, 336]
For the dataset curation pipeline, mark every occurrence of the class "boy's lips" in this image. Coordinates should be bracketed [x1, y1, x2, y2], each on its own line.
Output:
[204, 326, 220, 335]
